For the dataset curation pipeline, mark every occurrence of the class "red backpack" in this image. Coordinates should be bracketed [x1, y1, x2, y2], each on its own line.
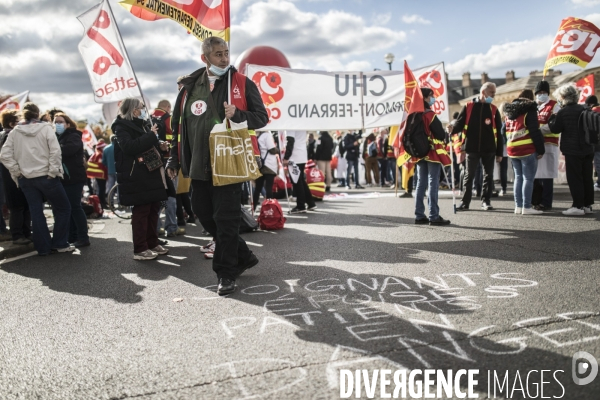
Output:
[257, 199, 286, 230]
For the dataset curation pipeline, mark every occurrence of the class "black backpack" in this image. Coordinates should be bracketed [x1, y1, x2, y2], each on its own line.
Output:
[151, 113, 169, 141]
[402, 110, 432, 158]
[579, 108, 600, 145]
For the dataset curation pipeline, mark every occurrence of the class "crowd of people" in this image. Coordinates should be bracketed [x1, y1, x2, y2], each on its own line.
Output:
[0, 35, 598, 296]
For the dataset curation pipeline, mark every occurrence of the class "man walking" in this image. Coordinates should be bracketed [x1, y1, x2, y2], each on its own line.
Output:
[166, 37, 268, 295]
[452, 82, 503, 210]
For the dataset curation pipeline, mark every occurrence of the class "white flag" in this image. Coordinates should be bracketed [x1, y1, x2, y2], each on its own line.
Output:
[78, 0, 141, 103]
[81, 124, 98, 155]
[0, 91, 30, 112]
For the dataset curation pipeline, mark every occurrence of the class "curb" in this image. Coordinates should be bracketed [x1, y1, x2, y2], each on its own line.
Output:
[0, 241, 35, 260]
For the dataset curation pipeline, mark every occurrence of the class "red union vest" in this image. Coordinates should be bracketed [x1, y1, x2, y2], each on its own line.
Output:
[537, 100, 559, 146]
[506, 113, 536, 158]
[86, 151, 107, 180]
[422, 111, 451, 166]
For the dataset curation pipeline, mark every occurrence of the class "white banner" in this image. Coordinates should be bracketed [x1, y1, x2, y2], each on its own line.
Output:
[246, 62, 449, 131]
[78, 0, 141, 103]
[0, 91, 30, 112]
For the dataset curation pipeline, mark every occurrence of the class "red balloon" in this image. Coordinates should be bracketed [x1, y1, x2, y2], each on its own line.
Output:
[235, 46, 291, 75]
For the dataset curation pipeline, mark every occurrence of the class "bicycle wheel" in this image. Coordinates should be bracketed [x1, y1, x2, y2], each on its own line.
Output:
[107, 184, 132, 219]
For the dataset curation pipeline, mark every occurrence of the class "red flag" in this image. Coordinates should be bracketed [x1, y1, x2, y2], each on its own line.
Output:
[394, 60, 423, 167]
[575, 73, 595, 104]
[544, 17, 600, 77]
[119, 0, 230, 41]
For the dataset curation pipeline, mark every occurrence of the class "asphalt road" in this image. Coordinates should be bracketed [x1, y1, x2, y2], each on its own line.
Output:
[1, 187, 599, 400]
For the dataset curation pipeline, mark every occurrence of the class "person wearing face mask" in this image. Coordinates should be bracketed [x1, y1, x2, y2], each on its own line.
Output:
[548, 84, 594, 216]
[112, 98, 171, 260]
[451, 82, 503, 211]
[414, 88, 452, 226]
[531, 80, 561, 212]
[0, 103, 73, 256]
[54, 112, 89, 247]
[166, 37, 268, 296]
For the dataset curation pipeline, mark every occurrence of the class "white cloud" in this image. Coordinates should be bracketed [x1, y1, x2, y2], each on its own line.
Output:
[584, 13, 600, 26]
[572, 0, 600, 7]
[401, 14, 431, 25]
[443, 47, 452, 53]
[446, 35, 553, 78]
[372, 12, 391, 26]
[0, 0, 408, 121]
[233, 1, 406, 69]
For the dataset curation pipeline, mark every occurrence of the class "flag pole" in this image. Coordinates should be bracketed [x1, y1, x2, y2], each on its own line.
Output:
[105, 0, 150, 121]
[395, 164, 399, 196]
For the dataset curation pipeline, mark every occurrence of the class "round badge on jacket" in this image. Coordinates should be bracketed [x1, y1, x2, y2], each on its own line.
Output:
[191, 100, 207, 116]
[485, 118, 491, 125]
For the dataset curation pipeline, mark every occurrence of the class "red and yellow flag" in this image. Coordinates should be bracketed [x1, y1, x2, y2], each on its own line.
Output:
[390, 60, 424, 169]
[543, 17, 600, 77]
[119, 0, 230, 41]
[575, 73, 595, 104]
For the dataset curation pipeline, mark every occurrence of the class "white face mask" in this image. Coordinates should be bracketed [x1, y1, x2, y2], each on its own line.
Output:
[209, 64, 230, 77]
[537, 94, 549, 103]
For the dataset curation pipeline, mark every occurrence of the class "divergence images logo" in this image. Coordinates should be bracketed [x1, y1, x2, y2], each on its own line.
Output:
[87, 10, 124, 75]
[572, 351, 598, 385]
[252, 71, 284, 123]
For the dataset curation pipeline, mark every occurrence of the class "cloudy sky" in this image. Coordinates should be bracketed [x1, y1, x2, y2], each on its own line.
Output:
[1, 0, 599, 123]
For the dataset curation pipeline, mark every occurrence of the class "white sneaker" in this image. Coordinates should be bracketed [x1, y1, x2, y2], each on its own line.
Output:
[562, 207, 585, 216]
[134, 249, 158, 260]
[522, 207, 543, 215]
[151, 245, 169, 255]
[499, 190, 507, 197]
[584, 206, 594, 214]
[594, 185, 600, 192]
[514, 207, 522, 214]
[200, 240, 215, 253]
[54, 245, 75, 253]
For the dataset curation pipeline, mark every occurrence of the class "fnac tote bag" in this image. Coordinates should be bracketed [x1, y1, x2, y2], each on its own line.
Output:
[209, 118, 262, 186]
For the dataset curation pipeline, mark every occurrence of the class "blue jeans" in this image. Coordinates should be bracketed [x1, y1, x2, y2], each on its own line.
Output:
[106, 174, 117, 196]
[512, 153, 538, 208]
[18, 176, 71, 255]
[158, 175, 177, 234]
[387, 158, 397, 184]
[415, 160, 441, 221]
[346, 159, 360, 187]
[63, 183, 89, 243]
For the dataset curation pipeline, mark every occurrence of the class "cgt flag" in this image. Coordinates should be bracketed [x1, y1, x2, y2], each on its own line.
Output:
[0, 91, 30, 112]
[78, 0, 142, 103]
[543, 17, 600, 77]
[390, 60, 424, 169]
[120, 0, 230, 41]
[575, 73, 595, 104]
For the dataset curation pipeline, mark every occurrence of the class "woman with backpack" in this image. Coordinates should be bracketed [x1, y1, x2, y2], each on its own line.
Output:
[54, 112, 90, 247]
[253, 130, 278, 213]
[414, 88, 452, 226]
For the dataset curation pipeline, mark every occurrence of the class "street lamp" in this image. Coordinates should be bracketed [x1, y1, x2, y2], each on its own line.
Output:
[384, 53, 395, 70]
